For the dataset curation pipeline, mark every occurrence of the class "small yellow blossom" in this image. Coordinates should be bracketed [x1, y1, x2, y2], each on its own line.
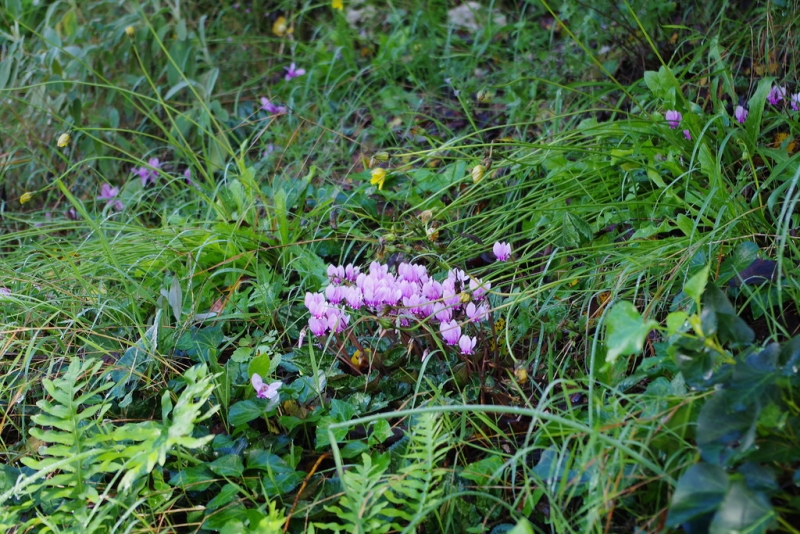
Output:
[332, 0, 344, 10]
[272, 16, 290, 37]
[57, 133, 70, 147]
[514, 366, 528, 384]
[20, 192, 33, 204]
[370, 167, 387, 190]
[125, 26, 134, 37]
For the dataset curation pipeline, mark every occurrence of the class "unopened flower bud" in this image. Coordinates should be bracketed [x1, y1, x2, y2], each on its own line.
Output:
[369, 152, 389, 168]
[472, 164, 486, 184]
[125, 26, 135, 37]
[57, 133, 70, 147]
[20, 192, 33, 204]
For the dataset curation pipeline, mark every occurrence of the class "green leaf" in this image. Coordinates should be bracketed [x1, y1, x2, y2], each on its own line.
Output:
[666, 311, 688, 336]
[206, 483, 241, 511]
[169, 465, 216, 492]
[684, 265, 710, 305]
[230, 346, 252, 364]
[228, 399, 266, 427]
[667, 463, 728, 527]
[718, 241, 759, 285]
[209, 455, 244, 478]
[709, 480, 775, 534]
[604, 301, 659, 364]
[247, 352, 272, 379]
[702, 285, 754, 346]
[560, 212, 593, 248]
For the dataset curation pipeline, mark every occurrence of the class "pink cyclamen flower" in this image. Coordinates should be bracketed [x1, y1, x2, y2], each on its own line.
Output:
[767, 85, 786, 106]
[791, 93, 800, 111]
[284, 62, 306, 81]
[734, 105, 748, 124]
[683, 129, 692, 140]
[309, 316, 327, 337]
[665, 110, 681, 129]
[440, 320, 461, 346]
[98, 183, 124, 210]
[260, 97, 287, 115]
[466, 302, 488, 323]
[251, 374, 281, 401]
[493, 241, 512, 262]
[458, 335, 477, 355]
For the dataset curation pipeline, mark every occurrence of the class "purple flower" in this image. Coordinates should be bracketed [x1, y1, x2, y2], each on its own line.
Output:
[791, 93, 800, 112]
[183, 168, 193, 185]
[284, 62, 306, 81]
[458, 335, 477, 355]
[66, 207, 79, 220]
[683, 129, 692, 140]
[767, 85, 786, 106]
[251, 374, 281, 400]
[260, 97, 287, 115]
[493, 241, 512, 262]
[309, 316, 327, 337]
[132, 157, 160, 186]
[440, 320, 461, 346]
[734, 105, 748, 124]
[0, 287, 10, 297]
[97, 183, 124, 211]
[466, 302, 488, 323]
[469, 278, 490, 300]
[305, 292, 328, 318]
[665, 110, 681, 129]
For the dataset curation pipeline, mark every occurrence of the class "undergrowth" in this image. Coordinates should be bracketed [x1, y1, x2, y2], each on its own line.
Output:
[2, 0, 800, 532]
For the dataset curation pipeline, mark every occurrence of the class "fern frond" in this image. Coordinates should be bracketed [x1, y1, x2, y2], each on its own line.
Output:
[317, 452, 396, 534]
[17, 358, 112, 500]
[387, 411, 451, 532]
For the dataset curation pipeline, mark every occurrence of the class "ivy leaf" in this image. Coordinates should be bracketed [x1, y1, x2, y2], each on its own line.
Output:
[230, 346, 252, 363]
[667, 463, 728, 528]
[560, 212, 593, 248]
[709, 480, 775, 534]
[604, 301, 659, 364]
[209, 455, 244, 478]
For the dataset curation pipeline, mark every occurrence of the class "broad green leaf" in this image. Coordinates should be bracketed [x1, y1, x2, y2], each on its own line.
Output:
[209, 455, 244, 478]
[560, 212, 593, 248]
[666, 311, 688, 336]
[709, 481, 775, 534]
[667, 463, 728, 527]
[604, 301, 659, 364]
[684, 265, 710, 305]
[228, 399, 266, 427]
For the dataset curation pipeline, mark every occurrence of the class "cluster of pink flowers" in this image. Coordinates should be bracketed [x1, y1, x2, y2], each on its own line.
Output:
[767, 84, 800, 110]
[304, 260, 491, 355]
[664, 84, 800, 136]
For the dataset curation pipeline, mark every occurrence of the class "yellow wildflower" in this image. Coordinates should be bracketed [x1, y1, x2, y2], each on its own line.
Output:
[370, 167, 386, 190]
[20, 192, 33, 204]
[125, 26, 134, 37]
[272, 16, 289, 37]
[332, 0, 344, 10]
[57, 133, 70, 147]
